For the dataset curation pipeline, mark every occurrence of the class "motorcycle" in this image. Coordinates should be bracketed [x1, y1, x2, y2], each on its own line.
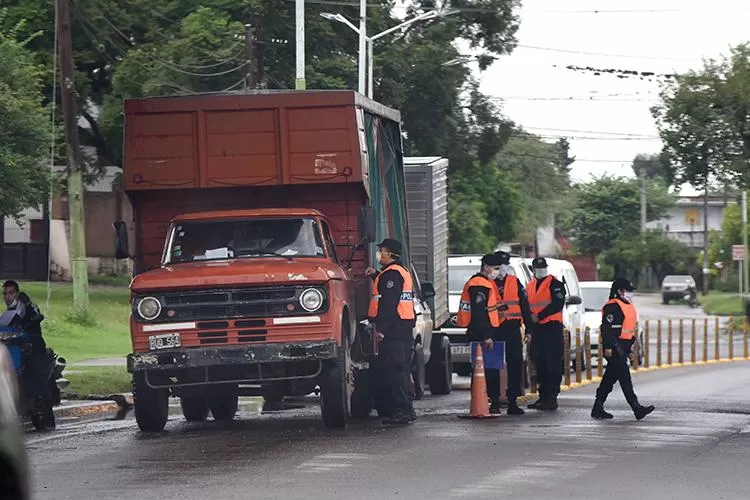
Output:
[0, 325, 67, 430]
[684, 287, 699, 308]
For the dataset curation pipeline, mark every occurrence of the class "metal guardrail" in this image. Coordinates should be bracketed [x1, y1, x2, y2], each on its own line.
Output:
[526, 317, 749, 394]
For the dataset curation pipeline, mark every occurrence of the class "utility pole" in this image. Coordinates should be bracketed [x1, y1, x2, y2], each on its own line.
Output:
[743, 191, 748, 294]
[639, 171, 649, 287]
[244, 24, 256, 90]
[295, 0, 305, 89]
[255, 26, 266, 88]
[56, 0, 89, 312]
[702, 173, 710, 296]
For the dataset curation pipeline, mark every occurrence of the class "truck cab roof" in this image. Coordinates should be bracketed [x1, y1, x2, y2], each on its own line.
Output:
[171, 208, 325, 224]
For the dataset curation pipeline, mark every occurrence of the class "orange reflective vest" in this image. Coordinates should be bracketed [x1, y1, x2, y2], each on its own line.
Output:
[368, 263, 415, 320]
[497, 276, 522, 325]
[527, 275, 564, 325]
[604, 298, 637, 341]
[455, 275, 501, 328]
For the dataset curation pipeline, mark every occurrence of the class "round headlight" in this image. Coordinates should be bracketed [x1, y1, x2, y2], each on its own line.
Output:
[137, 297, 162, 321]
[299, 288, 323, 312]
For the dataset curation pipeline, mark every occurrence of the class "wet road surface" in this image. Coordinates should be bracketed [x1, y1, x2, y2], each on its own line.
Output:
[28, 361, 750, 500]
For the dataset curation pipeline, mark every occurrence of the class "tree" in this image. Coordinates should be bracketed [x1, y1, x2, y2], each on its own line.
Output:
[631, 153, 673, 185]
[652, 44, 750, 190]
[562, 176, 674, 256]
[603, 231, 693, 285]
[0, 17, 51, 219]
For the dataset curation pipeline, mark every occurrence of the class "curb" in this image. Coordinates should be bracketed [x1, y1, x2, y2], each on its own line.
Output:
[54, 394, 134, 420]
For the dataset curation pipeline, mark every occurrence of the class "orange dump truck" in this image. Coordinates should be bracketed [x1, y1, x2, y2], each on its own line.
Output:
[114, 91, 452, 431]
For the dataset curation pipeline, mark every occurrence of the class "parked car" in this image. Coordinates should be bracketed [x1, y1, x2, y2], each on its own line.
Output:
[0, 343, 29, 499]
[445, 254, 531, 377]
[580, 281, 644, 367]
[661, 275, 697, 304]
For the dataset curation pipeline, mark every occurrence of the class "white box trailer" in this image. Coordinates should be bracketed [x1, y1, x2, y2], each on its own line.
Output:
[403, 157, 449, 328]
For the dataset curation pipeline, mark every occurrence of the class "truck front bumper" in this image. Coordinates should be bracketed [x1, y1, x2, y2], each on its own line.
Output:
[127, 340, 338, 372]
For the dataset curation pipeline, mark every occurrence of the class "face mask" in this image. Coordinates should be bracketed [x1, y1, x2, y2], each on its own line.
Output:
[488, 270, 500, 280]
[375, 250, 382, 264]
[498, 264, 513, 278]
[534, 268, 548, 279]
[623, 292, 634, 302]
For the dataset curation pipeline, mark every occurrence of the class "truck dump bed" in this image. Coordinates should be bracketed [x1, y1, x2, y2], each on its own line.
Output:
[123, 90, 411, 274]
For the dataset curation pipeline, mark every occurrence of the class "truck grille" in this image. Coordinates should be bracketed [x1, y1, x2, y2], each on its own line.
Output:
[135, 286, 327, 323]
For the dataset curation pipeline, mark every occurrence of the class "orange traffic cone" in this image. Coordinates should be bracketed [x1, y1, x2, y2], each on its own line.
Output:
[459, 343, 500, 419]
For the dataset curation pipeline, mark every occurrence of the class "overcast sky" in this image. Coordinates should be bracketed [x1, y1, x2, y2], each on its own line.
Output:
[468, 0, 750, 185]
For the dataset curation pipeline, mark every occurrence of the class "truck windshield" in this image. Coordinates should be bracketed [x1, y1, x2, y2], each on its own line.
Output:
[449, 265, 479, 294]
[166, 218, 326, 264]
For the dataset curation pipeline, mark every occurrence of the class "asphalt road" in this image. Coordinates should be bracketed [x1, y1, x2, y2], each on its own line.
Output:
[28, 360, 750, 500]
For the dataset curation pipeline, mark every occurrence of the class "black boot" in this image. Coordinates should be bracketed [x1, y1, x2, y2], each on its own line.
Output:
[507, 400, 525, 415]
[489, 400, 502, 415]
[591, 400, 613, 420]
[382, 413, 412, 425]
[539, 395, 558, 411]
[528, 397, 544, 410]
[634, 404, 655, 421]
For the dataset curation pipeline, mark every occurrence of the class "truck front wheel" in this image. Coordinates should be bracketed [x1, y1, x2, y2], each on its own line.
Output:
[428, 335, 453, 395]
[133, 373, 169, 432]
[319, 341, 350, 429]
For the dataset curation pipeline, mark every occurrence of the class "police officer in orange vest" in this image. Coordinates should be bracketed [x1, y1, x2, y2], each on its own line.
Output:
[493, 251, 534, 415]
[592, 278, 655, 420]
[367, 238, 417, 425]
[455, 253, 503, 413]
[526, 257, 566, 411]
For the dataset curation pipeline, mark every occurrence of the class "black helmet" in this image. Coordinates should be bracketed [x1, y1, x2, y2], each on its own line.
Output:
[531, 257, 548, 269]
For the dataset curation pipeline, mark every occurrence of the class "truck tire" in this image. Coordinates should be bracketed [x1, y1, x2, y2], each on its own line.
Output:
[350, 367, 373, 419]
[411, 345, 426, 400]
[209, 385, 239, 421]
[320, 341, 349, 429]
[180, 396, 209, 422]
[428, 335, 452, 395]
[133, 373, 169, 432]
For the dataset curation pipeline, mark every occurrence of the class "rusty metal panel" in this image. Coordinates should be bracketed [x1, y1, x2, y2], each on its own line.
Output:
[204, 109, 280, 187]
[124, 112, 197, 191]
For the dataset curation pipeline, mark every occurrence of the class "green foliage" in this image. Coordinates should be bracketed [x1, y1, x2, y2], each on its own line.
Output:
[0, 14, 51, 218]
[632, 153, 673, 185]
[652, 44, 750, 189]
[602, 231, 693, 285]
[562, 176, 675, 255]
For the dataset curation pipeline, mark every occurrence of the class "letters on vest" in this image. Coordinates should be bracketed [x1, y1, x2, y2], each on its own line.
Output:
[456, 275, 501, 328]
[497, 276, 522, 325]
[603, 298, 637, 341]
[368, 264, 416, 320]
[527, 275, 564, 325]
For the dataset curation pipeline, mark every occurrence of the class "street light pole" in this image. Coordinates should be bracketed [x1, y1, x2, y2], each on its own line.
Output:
[295, 0, 305, 89]
[358, 0, 367, 95]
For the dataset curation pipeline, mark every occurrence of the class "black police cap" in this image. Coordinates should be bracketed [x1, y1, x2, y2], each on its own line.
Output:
[482, 253, 502, 266]
[611, 278, 636, 292]
[377, 238, 403, 255]
[494, 251, 511, 265]
[531, 257, 548, 268]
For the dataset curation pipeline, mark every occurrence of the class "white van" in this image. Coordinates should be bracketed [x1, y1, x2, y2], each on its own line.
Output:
[445, 254, 532, 376]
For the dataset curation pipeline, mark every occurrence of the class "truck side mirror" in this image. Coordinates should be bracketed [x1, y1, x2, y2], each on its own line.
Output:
[421, 282, 436, 299]
[358, 206, 376, 244]
[113, 221, 130, 260]
[566, 295, 582, 306]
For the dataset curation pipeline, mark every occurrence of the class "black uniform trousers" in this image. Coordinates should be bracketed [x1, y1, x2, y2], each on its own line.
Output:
[373, 333, 414, 418]
[533, 321, 564, 399]
[595, 341, 639, 408]
[496, 322, 524, 402]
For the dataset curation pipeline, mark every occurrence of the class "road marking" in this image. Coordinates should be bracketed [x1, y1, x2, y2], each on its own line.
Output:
[297, 453, 373, 473]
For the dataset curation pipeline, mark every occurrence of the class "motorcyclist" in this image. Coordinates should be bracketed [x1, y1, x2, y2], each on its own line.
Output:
[2, 280, 47, 396]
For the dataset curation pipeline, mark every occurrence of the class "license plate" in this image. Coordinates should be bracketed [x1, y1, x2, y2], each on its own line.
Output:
[451, 344, 472, 356]
[148, 333, 181, 351]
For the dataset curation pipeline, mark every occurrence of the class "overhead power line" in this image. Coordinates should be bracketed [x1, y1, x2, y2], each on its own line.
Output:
[516, 44, 702, 62]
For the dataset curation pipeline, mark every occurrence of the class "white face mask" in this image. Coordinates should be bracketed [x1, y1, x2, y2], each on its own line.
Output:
[375, 250, 382, 264]
[534, 268, 548, 279]
[498, 264, 513, 278]
[487, 269, 501, 281]
[623, 292, 634, 302]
